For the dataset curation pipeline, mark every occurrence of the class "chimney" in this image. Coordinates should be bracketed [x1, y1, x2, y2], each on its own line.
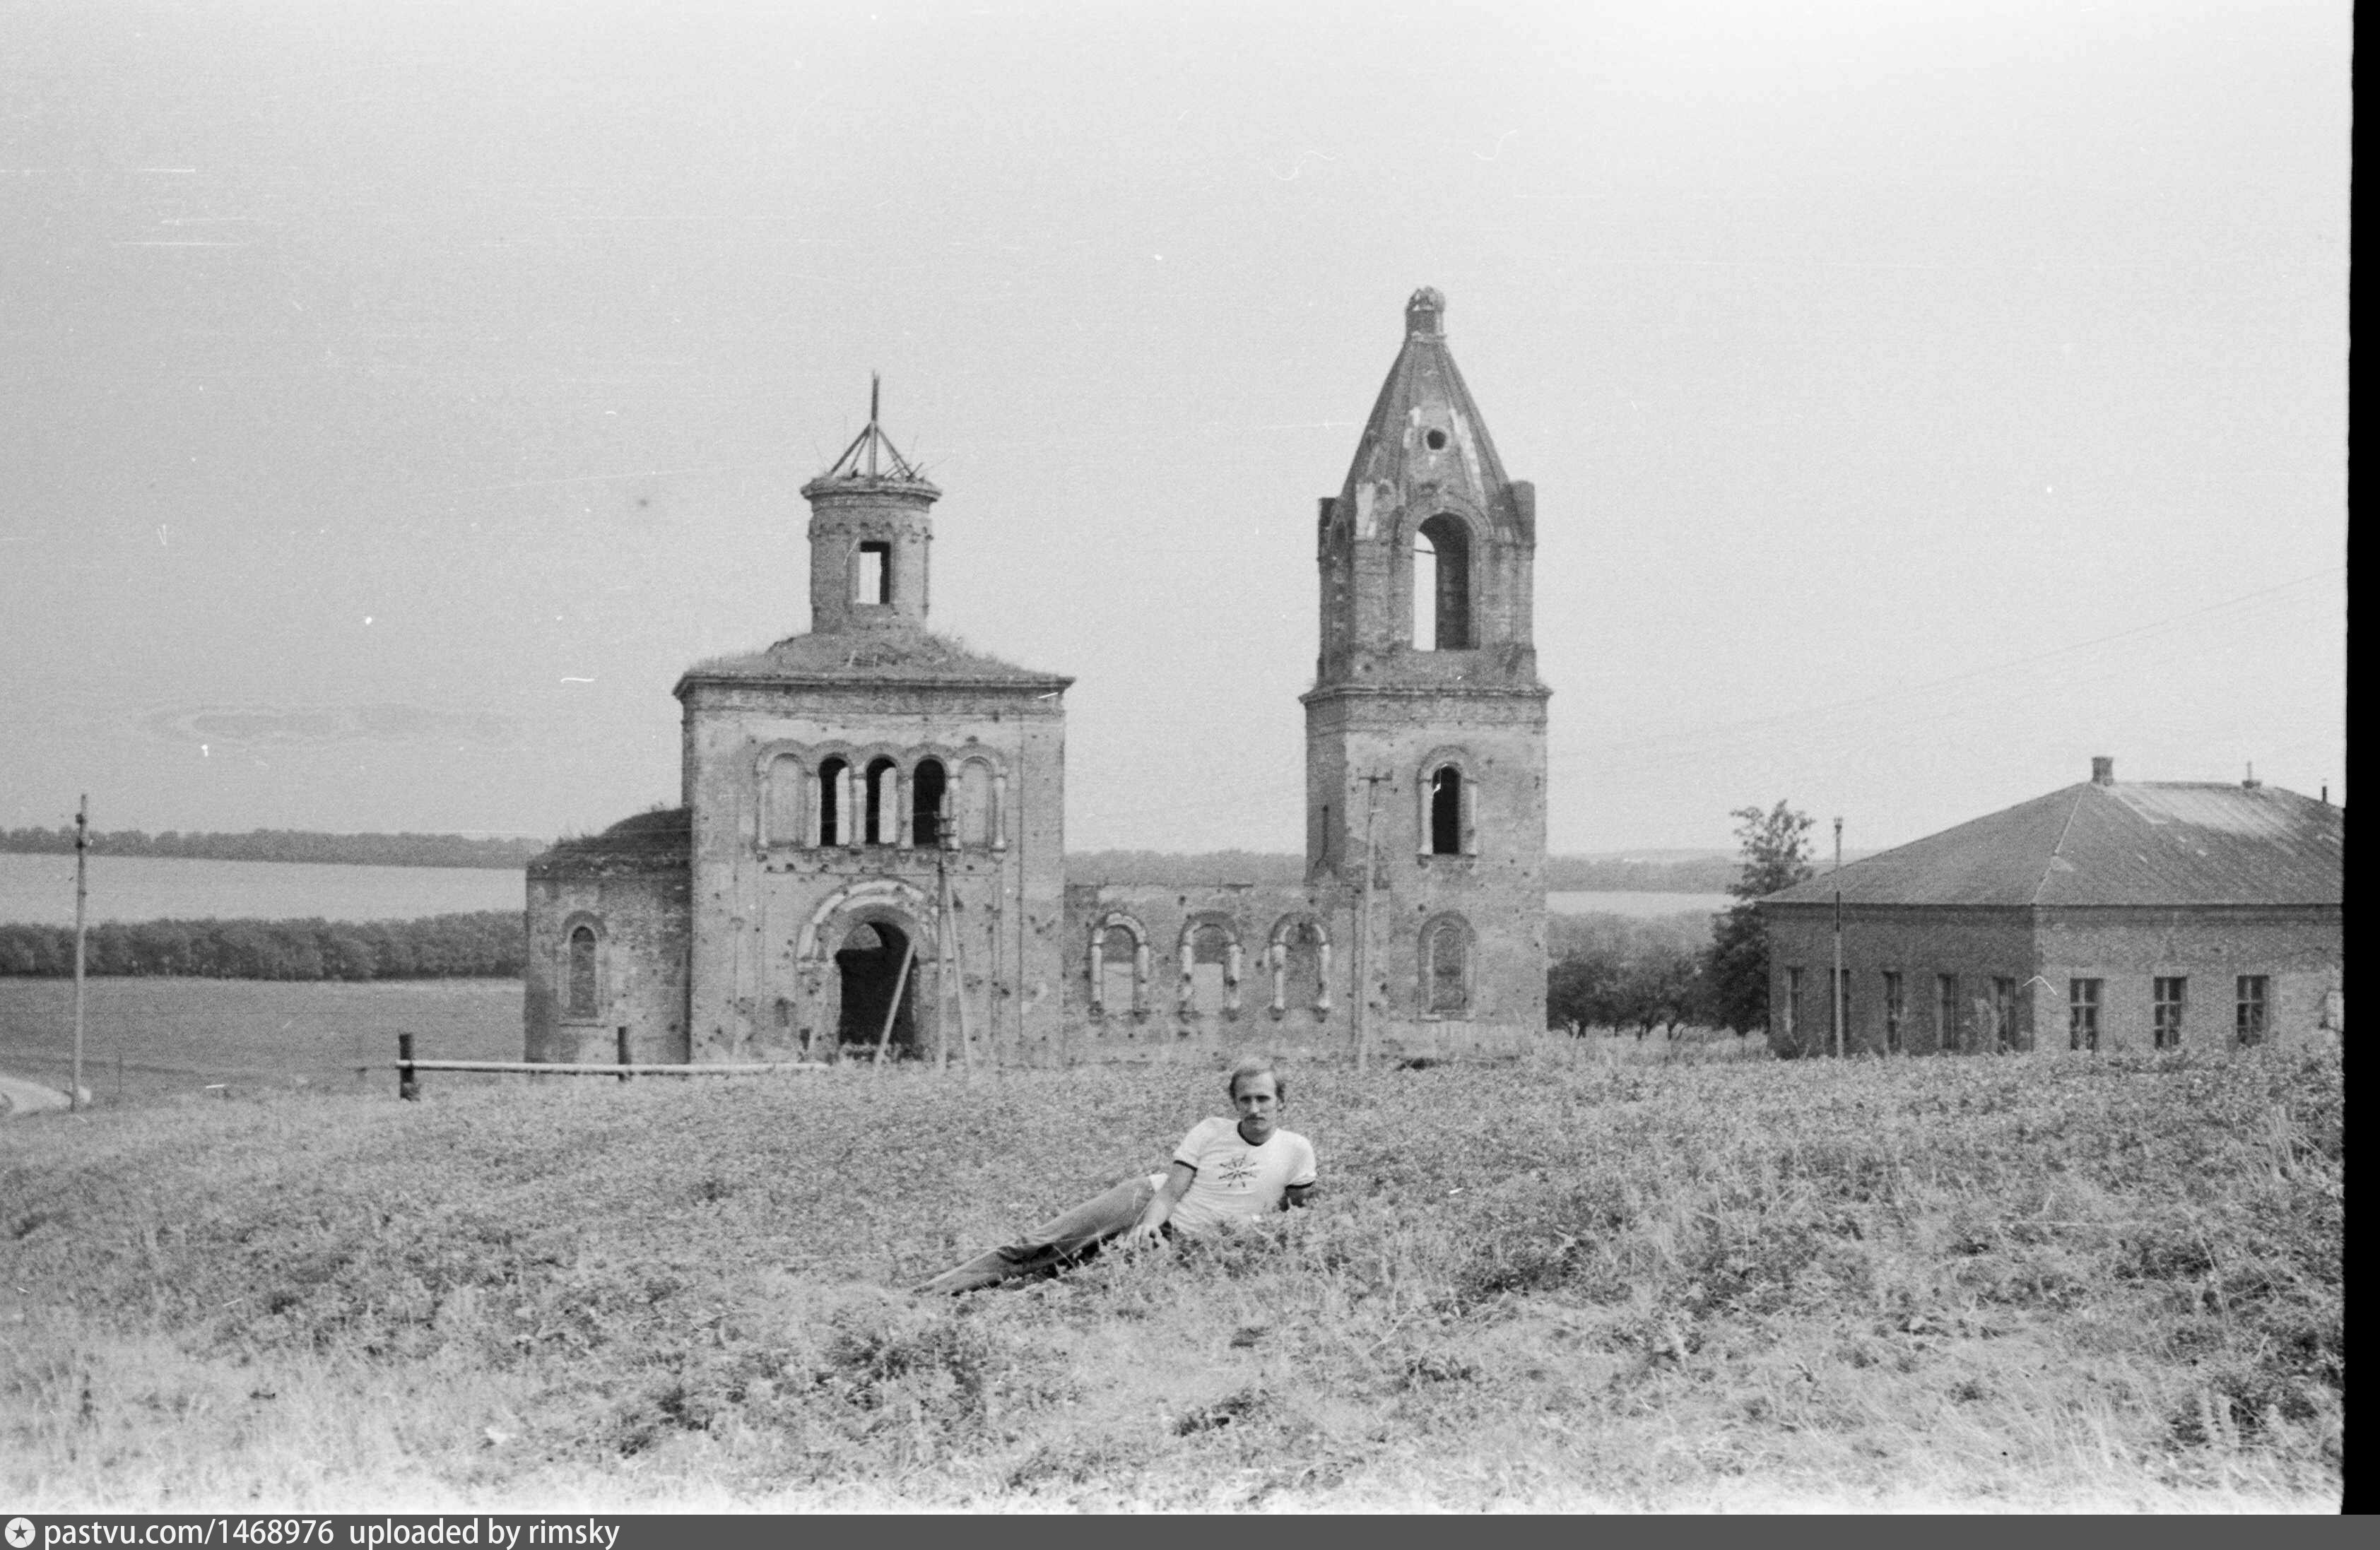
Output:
[2242, 761, 2261, 791]
[2090, 756, 2114, 786]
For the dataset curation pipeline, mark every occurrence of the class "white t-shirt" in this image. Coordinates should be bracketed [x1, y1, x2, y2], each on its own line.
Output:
[1157, 1116, 1318, 1238]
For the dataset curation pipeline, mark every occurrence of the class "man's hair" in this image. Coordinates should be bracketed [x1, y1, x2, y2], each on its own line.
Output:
[1226, 1055, 1285, 1101]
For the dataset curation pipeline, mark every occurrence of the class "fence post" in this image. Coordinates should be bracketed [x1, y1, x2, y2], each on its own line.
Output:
[398, 1033, 418, 1101]
[617, 1027, 632, 1083]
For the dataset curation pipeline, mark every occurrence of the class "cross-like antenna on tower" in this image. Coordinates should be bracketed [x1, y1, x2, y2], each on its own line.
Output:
[819, 372, 924, 483]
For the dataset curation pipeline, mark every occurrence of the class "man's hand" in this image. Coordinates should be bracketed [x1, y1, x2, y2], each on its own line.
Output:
[1121, 1220, 1165, 1252]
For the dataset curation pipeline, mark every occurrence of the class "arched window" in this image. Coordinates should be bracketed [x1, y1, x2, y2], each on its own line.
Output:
[1088, 913, 1150, 1018]
[1413, 513, 1473, 651]
[1184, 922, 1235, 1017]
[864, 757, 899, 846]
[764, 754, 806, 847]
[955, 759, 994, 848]
[815, 757, 847, 847]
[1422, 916, 1471, 1015]
[566, 924, 600, 1019]
[912, 758, 948, 848]
[1270, 916, 1331, 1017]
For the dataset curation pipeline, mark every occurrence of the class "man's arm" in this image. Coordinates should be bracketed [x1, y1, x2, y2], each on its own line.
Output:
[1123, 1161, 1196, 1248]
[1283, 1182, 1319, 1209]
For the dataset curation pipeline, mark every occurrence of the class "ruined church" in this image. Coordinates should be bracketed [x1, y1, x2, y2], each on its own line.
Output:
[525, 288, 1549, 1066]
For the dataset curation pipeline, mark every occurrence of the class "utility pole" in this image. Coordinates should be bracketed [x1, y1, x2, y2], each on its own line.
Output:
[72, 795, 88, 1111]
[1831, 816, 1844, 1060]
[1355, 774, 1387, 1074]
[935, 828, 952, 1072]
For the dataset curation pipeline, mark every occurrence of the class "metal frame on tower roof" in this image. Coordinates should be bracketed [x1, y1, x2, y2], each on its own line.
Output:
[820, 374, 926, 482]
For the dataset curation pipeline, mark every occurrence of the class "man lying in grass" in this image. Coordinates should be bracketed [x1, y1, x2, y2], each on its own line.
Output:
[915, 1055, 1319, 1295]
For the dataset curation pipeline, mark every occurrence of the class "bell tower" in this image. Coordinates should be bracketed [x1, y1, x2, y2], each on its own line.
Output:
[1303, 288, 1549, 1043]
[801, 377, 938, 634]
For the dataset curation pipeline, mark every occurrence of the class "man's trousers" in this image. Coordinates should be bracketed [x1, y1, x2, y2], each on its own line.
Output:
[914, 1173, 1163, 1295]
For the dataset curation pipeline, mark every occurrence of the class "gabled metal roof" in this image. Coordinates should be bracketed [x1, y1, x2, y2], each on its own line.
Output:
[1763, 780, 2343, 909]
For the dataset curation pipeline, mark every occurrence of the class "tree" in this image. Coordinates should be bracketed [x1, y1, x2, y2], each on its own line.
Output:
[1701, 800, 1815, 1036]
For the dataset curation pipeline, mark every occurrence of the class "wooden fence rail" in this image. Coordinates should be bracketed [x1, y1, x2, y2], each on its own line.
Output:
[393, 1031, 824, 1100]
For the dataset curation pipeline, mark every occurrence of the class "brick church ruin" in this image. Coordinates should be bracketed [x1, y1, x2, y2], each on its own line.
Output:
[525, 288, 1549, 1067]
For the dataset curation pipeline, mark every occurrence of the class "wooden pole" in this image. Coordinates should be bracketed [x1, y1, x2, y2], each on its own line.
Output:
[398, 1032, 418, 1101]
[1356, 774, 1384, 1075]
[616, 1026, 632, 1082]
[1832, 817, 1844, 1060]
[936, 839, 952, 1072]
[874, 938, 917, 1067]
[952, 912, 977, 1079]
[72, 795, 88, 1111]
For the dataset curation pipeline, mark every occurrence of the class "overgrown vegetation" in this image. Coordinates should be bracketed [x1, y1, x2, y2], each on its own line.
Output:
[0, 912, 523, 980]
[0, 1043, 2341, 1510]
[1, 827, 549, 870]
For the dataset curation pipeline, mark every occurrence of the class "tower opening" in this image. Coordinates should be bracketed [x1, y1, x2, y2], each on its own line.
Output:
[1430, 766, 1463, 856]
[1189, 923, 1231, 1016]
[864, 757, 897, 844]
[566, 925, 599, 1018]
[854, 542, 891, 605]
[835, 921, 918, 1055]
[912, 758, 948, 848]
[816, 757, 847, 846]
[1413, 514, 1472, 650]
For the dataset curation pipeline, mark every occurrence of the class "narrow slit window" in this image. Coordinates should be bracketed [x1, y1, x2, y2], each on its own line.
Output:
[566, 925, 599, 1019]
[816, 757, 847, 846]
[1937, 974, 1960, 1053]
[1430, 767, 1463, 856]
[854, 542, 891, 605]
[864, 757, 897, 845]
[1882, 971, 1904, 1053]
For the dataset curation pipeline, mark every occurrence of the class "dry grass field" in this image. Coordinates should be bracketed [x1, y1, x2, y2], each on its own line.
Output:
[0, 1036, 2342, 1512]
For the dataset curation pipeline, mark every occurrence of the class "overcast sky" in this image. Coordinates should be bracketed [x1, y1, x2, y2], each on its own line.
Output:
[1, 0, 2347, 857]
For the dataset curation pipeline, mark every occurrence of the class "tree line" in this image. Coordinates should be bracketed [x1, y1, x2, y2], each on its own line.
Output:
[1068, 849, 1738, 892]
[0, 827, 549, 870]
[0, 911, 524, 980]
[1545, 802, 1814, 1038]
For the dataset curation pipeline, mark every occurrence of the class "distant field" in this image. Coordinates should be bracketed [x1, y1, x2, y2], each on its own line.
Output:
[0, 978, 521, 1103]
[0, 1043, 2340, 1510]
[0, 853, 526, 928]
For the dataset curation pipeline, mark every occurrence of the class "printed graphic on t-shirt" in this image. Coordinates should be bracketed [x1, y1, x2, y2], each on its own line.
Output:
[1215, 1152, 1261, 1190]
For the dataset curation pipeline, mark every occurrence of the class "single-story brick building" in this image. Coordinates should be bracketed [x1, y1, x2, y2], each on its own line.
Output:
[1758, 758, 2343, 1055]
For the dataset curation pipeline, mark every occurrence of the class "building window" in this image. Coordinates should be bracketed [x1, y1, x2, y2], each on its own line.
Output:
[864, 756, 898, 845]
[566, 925, 599, 1019]
[1882, 971, 1904, 1053]
[1413, 513, 1472, 651]
[1991, 976, 2018, 1051]
[2153, 976, 2187, 1049]
[912, 758, 948, 848]
[1937, 973, 1960, 1054]
[763, 754, 806, 846]
[2235, 975, 2268, 1046]
[2068, 978, 2102, 1051]
[1429, 766, 1463, 856]
[1088, 915, 1150, 1019]
[815, 756, 847, 846]
[1423, 916, 1471, 1014]
[955, 759, 995, 848]
[1784, 966, 1804, 1043]
[854, 541, 890, 605]
[1183, 923, 1235, 1017]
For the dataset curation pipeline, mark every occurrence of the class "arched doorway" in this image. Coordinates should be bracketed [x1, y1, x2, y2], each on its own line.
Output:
[835, 919, 921, 1055]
